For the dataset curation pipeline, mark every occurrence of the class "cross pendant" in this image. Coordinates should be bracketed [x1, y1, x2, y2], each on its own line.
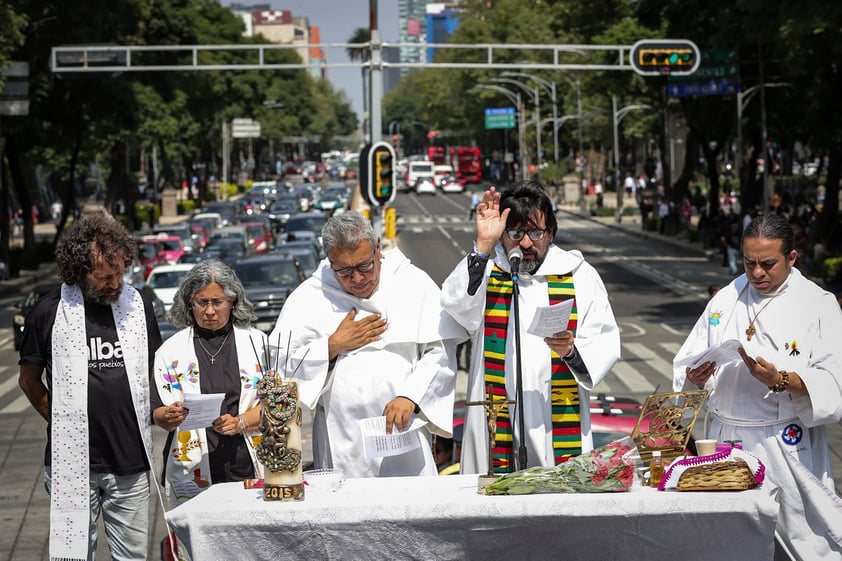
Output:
[745, 325, 756, 341]
[209, 356, 215, 364]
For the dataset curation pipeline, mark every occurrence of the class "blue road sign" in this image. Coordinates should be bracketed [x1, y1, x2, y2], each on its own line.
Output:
[668, 79, 741, 98]
[485, 106, 516, 129]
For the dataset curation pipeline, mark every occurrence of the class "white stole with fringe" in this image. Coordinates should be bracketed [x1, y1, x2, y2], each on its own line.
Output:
[49, 283, 150, 561]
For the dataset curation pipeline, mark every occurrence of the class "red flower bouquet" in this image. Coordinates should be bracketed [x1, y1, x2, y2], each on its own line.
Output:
[484, 437, 638, 495]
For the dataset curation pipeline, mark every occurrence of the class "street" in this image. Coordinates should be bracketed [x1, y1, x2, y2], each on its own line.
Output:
[0, 190, 840, 560]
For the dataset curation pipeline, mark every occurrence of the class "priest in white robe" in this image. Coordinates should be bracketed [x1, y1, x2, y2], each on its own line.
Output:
[674, 213, 842, 559]
[441, 182, 620, 474]
[271, 211, 465, 478]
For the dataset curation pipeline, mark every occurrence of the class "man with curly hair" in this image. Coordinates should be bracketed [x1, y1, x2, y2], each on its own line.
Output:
[18, 213, 163, 561]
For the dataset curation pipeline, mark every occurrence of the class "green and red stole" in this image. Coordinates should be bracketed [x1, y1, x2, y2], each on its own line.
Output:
[483, 266, 581, 473]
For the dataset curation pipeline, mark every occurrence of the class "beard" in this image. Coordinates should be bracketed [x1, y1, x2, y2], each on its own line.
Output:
[517, 248, 544, 275]
[80, 279, 122, 306]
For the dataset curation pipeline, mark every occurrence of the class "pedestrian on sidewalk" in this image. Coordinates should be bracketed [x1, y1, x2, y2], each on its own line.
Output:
[469, 191, 480, 219]
[18, 214, 163, 561]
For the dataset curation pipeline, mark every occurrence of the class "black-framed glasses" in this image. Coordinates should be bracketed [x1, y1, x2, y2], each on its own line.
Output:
[192, 298, 233, 310]
[506, 228, 547, 241]
[331, 254, 377, 278]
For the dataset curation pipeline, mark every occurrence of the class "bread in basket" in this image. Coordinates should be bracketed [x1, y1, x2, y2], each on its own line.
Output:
[657, 447, 765, 492]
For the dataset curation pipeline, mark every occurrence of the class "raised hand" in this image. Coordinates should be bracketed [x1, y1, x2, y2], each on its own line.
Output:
[475, 186, 510, 255]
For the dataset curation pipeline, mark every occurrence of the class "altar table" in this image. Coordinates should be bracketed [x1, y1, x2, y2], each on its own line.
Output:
[165, 474, 779, 561]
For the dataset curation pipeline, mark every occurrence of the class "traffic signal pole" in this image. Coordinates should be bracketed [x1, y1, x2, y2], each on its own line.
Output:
[368, 0, 382, 144]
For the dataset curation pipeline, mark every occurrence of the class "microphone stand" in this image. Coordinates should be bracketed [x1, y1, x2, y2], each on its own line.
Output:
[510, 269, 528, 470]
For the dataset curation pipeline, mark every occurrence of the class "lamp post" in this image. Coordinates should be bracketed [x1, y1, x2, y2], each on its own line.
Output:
[491, 77, 542, 173]
[735, 82, 790, 213]
[612, 95, 651, 223]
[502, 72, 559, 175]
[472, 84, 526, 180]
[558, 75, 584, 160]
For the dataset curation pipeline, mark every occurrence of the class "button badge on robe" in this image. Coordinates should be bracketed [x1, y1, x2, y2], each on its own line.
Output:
[781, 423, 803, 446]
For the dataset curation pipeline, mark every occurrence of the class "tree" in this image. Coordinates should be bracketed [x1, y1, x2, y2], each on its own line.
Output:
[346, 27, 369, 138]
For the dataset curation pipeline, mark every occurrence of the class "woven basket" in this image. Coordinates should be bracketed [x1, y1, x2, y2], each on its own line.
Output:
[677, 460, 758, 491]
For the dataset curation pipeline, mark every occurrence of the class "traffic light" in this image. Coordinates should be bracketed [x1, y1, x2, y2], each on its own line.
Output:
[630, 39, 700, 76]
[360, 141, 396, 207]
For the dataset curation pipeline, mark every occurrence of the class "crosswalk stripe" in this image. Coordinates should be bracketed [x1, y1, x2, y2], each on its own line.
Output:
[0, 370, 19, 397]
[658, 342, 682, 358]
[623, 342, 675, 383]
[5, 394, 30, 413]
[606, 358, 655, 394]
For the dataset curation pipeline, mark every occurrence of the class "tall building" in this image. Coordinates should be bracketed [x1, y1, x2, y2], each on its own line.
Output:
[398, 1, 462, 74]
[397, 0, 430, 75]
[426, 4, 461, 62]
[228, 6, 325, 81]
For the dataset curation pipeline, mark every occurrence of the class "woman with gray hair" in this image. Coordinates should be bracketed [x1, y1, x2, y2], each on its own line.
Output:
[151, 259, 268, 507]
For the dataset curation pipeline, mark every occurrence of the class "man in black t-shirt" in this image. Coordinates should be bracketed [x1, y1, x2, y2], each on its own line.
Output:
[18, 214, 162, 561]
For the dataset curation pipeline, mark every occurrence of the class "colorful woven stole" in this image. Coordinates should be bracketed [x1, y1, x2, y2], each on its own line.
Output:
[483, 266, 580, 473]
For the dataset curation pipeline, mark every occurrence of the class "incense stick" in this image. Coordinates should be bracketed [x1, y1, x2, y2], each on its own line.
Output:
[284, 331, 292, 378]
[287, 347, 310, 381]
[248, 335, 265, 374]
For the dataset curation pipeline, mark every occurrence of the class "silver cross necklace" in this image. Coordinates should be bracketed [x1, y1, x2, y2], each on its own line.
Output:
[196, 332, 231, 365]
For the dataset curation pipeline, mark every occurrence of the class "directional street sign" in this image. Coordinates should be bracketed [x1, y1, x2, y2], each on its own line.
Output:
[668, 79, 741, 98]
[485, 107, 515, 129]
[669, 49, 740, 88]
[1, 61, 30, 116]
[669, 64, 738, 81]
[231, 118, 261, 138]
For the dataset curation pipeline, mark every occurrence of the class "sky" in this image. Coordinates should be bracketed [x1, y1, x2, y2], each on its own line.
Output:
[226, 1, 400, 121]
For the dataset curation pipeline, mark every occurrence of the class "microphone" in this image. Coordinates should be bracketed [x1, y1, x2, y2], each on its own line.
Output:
[508, 247, 523, 276]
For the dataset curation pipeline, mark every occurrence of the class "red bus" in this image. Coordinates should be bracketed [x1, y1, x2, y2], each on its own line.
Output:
[427, 146, 446, 165]
[452, 147, 482, 184]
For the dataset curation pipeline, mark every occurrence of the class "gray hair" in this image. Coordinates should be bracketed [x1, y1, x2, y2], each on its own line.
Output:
[169, 259, 257, 328]
[742, 213, 794, 255]
[321, 211, 377, 254]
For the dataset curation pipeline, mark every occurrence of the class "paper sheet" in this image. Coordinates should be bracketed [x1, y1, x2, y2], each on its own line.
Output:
[179, 393, 225, 431]
[360, 416, 427, 459]
[527, 299, 574, 338]
[675, 339, 743, 370]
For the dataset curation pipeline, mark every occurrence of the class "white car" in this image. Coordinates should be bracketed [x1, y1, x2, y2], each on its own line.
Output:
[146, 263, 195, 311]
[440, 175, 464, 193]
[414, 176, 437, 196]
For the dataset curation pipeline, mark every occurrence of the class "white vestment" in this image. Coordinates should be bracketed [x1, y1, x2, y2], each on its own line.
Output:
[441, 244, 620, 474]
[271, 248, 465, 478]
[153, 325, 266, 508]
[673, 269, 842, 558]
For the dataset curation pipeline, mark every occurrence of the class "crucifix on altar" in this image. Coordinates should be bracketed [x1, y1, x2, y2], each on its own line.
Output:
[467, 390, 516, 491]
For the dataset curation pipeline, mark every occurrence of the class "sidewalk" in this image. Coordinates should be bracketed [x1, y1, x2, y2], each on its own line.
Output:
[558, 192, 714, 260]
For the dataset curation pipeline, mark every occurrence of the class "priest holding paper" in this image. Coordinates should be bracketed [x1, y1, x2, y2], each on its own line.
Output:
[271, 212, 465, 478]
[673, 213, 842, 558]
[441, 181, 620, 474]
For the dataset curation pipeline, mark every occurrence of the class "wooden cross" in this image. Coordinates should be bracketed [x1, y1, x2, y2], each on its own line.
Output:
[466, 392, 517, 477]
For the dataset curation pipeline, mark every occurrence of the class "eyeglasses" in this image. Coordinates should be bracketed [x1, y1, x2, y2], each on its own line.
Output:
[331, 254, 377, 278]
[191, 298, 233, 310]
[506, 228, 547, 241]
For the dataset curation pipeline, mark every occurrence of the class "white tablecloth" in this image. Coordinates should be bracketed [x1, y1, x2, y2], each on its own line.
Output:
[165, 474, 779, 561]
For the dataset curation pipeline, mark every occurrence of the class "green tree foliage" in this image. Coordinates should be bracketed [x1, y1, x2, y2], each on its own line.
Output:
[0, 0, 356, 263]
